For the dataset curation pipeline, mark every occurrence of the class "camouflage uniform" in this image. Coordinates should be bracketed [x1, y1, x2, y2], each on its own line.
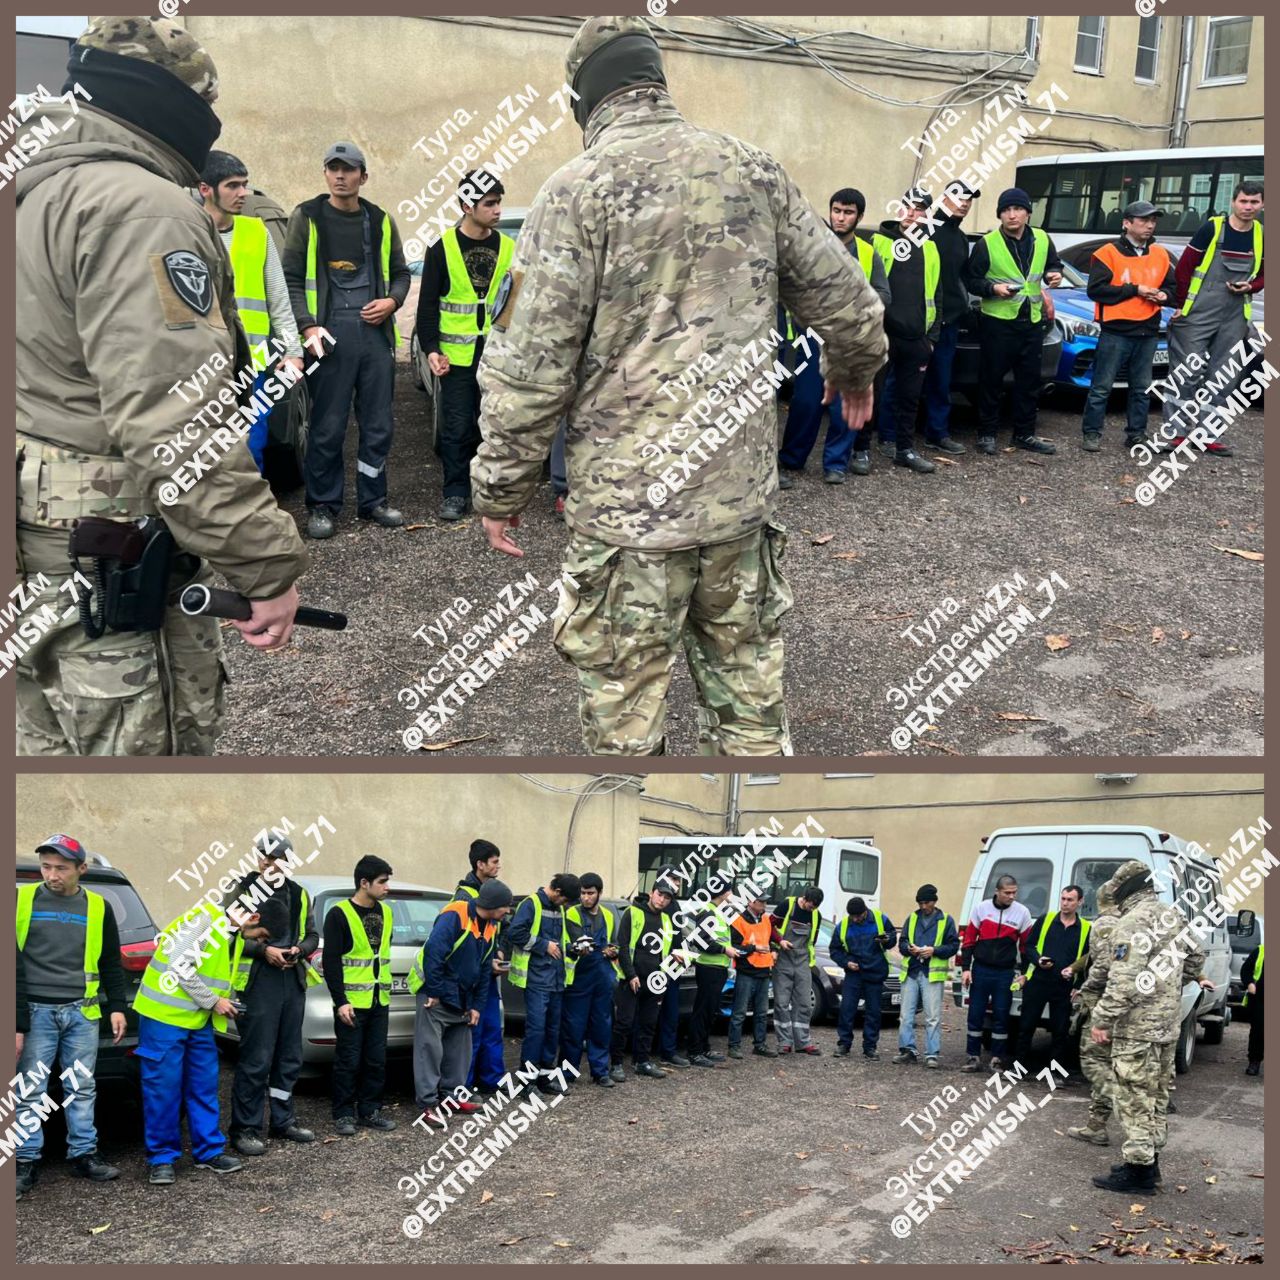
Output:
[471, 17, 886, 755]
[1087, 860, 1206, 1167]
[14, 18, 307, 755]
[1069, 882, 1120, 1141]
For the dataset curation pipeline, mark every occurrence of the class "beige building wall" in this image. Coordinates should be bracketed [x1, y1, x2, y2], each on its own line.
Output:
[16, 771, 1264, 933]
[637, 771, 1267, 925]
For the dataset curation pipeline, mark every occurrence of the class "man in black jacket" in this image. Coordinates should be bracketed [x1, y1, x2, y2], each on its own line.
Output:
[1013, 885, 1089, 1076]
[1242, 943, 1264, 1076]
[1081, 201, 1176, 452]
[228, 835, 320, 1155]
[610, 879, 677, 1081]
[283, 142, 410, 539]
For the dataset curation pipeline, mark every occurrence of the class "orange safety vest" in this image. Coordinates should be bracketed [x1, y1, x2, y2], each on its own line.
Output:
[1091, 241, 1171, 325]
[440, 900, 498, 952]
[731, 914, 776, 970]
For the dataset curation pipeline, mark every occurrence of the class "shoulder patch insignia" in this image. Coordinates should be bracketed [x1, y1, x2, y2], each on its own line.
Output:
[1114, 943, 1129, 960]
[162, 250, 213, 316]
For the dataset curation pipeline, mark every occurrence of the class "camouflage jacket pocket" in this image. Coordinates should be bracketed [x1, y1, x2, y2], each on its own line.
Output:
[758, 519, 795, 635]
[552, 538, 623, 671]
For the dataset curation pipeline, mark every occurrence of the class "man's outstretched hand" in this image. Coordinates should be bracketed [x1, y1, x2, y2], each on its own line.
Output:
[482, 515, 524, 558]
[825, 382, 875, 433]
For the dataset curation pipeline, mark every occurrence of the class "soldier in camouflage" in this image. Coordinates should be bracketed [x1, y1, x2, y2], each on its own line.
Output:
[1084, 860, 1215, 1192]
[1067, 879, 1120, 1145]
[14, 18, 308, 755]
[471, 16, 886, 755]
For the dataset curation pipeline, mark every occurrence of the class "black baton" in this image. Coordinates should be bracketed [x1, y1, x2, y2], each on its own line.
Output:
[179, 583, 348, 631]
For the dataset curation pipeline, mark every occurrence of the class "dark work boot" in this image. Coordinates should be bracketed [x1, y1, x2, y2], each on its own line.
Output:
[1094, 1161, 1157, 1193]
[1110, 1154, 1162, 1185]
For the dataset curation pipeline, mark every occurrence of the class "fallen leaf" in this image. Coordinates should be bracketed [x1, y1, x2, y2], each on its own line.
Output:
[851, 1103, 880, 1111]
[1121, 474, 1136, 484]
[417, 735, 488, 751]
[810, 532, 835, 546]
[257, 1206, 273, 1214]
[1069, 1225, 1079, 1232]
[321, 1136, 341, 1144]
[831, 551, 862, 561]
[1211, 545, 1263, 562]
[500, 1237, 529, 1247]
[1151, 626, 1166, 643]
[1176, 1185, 1189, 1193]
[553, 1241, 572, 1248]
[627, 1117, 639, 1124]
[922, 740, 962, 755]
[404, 523, 432, 531]
[795, 1151, 811, 1160]
[1247, 1172, 1264, 1179]
[1118, 496, 1137, 504]
[480, 1189, 494, 1204]
[539, 1191, 558, 1198]
[995, 711, 1046, 722]
[1018, 1212, 1036, 1219]
[320, 1209, 337, 1222]
[931, 454, 960, 466]
[1045, 634, 1072, 652]
[1130, 1203, 1147, 1214]
[1179, 629, 1192, 640]
[1018, 495, 1029, 505]
[1205, 1175, 1217, 1184]
[89, 1225, 111, 1235]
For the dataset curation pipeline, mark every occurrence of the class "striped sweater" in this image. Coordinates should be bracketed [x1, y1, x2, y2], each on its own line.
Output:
[960, 896, 1033, 971]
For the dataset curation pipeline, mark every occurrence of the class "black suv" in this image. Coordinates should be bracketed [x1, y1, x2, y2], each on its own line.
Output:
[16, 858, 160, 1091]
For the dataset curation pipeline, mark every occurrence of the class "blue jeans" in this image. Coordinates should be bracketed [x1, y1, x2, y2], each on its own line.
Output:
[921, 321, 961, 442]
[728, 970, 770, 1048]
[467, 977, 505, 1091]
[1082, 330, 1159, 438]
[559, 963, 615, 1081]
[16, 1003, 101, 1160]
[898, 973, 944, 1059]
[136, 1015, 225, 1165]
[837, 973, 883, 1052]
[246, 369, 270, 472]
[519, 985, 564, 1076]
[777, 352, 854, 473]
[966, 963, 1015, 1059]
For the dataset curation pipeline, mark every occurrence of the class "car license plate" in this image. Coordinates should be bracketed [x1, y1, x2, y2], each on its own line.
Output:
[891, 993, 901, 1006]
[392, 977, 409, 995]
[1152, 349, 1169, 366]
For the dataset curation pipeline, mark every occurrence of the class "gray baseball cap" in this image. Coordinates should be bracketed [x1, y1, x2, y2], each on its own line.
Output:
[1123, 200, 1164, 219]
[324, 141, 366, 169]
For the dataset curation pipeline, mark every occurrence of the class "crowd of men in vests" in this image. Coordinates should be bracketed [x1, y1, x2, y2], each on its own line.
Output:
[14, 837, 1261, 1201]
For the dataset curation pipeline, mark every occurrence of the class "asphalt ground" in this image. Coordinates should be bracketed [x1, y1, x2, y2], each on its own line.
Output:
[216, 365, 1264, 758]
[16, 1010, 1264, 1264]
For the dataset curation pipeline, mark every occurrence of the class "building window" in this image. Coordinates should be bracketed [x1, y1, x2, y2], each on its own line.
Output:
[1024, 17, 1041, 60]
[1203, 16, 1252, 84]
[1135, 15, 1161, 82]
[823, 773, 873, 780]
[743, 773, 780, 785]
[1074, 17, 1106, 75]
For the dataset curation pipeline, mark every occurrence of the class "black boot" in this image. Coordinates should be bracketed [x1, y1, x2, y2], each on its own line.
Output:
[1110, 1153, 1162, 1185]
[1093, 1161, 1157, 1193]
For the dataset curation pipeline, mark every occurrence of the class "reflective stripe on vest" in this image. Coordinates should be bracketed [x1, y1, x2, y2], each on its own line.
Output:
[16, 433, 155, 529]
[898, 911, 949, 983]
[229, 214, 271, 371]
[1022, 912, 1091, 982]
[1244, 942, 1264, 1006]
[980, 227, 1049, 322]
[564, 904, 622, 985]
[231, 887, 321, 992]
[872, 234, 940, 331]
[407, 901, 496, 995]
[336, 898, 393, 1007]
[732, 914, 775, 968]
[628, 904, 674, 965]
[1091, 241, 1171, 325]
[304, 210, 400, 346]
[508, 893, 544, 990]
[694, 906, 732, 968]
[1182, 216, 1263, 322]
[779, 897, 820, 966]
[134, 903, 233, 1032]
[838, 909, 885, 960]
[438, 227, 515, 367]
[16, 883, 106, 1021]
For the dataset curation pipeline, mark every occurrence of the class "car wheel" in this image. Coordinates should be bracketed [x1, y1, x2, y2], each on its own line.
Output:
[1174, 1009, 1197, 1074]
[1201, 997, 1230, 1045]
[811, 975, 827, 1024]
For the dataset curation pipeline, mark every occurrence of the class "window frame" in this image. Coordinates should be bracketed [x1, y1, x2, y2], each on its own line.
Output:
[1073, 17, 1107, 76]
[1201, 15, 1252, 87]
[1134, 14, 1162, 84]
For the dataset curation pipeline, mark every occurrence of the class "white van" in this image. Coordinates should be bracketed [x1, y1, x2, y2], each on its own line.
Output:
[956, 825, 1234, 1074]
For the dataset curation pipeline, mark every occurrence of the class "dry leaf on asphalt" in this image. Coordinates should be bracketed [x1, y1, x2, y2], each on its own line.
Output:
[1212, 545, 1263, 562]
[1017, 495, 1028, 505]
[996, 711, 1046, 722]
[1179, 629, 1193, 639]
[500, 1237, 529, 1247]
[795, 1151, 811, 1160]
[417, 735, 488, 751]
[922, 740, 962, 755]
[1151, 626, 1166, 643]
[810, 532, 835, 545]
[480, 1190, 494, 1204]
[931, 454, 959, 466]
[404, 523, 431, 531]
[1045, 634, 1072, 652]
[89, 1225, 111, 1235]
[553, 1241, 572, 1248]
[831, 551, 861, 561]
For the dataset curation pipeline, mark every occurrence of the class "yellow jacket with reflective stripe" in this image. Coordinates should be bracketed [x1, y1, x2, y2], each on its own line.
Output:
[1182, 216, 1263, 322]
[134, 903, 234, 1032]
[16, 883, 107, 1020]
[335, 898, 393, 1007]
[980, 227, 1049, 322]
[438, 228, 516, 367]
[228, 214, 271, 371]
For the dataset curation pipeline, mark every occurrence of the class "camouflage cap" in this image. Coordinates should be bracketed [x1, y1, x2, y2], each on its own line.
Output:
[76, 16, 219, 103]
[566, 16, 658, 86]
[1104, 858, 1153, 902]
[1095, 879, 1117, 914]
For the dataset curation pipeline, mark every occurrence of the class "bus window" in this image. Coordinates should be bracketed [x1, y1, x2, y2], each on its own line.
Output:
[983, 859, 1053, 919]
[1154, 158, 1213, 233]
[1020, 164, 1055, 226]
[839, 849, 878, 894]
[1046, 165, 1102, 233]
[1069, 859, 1126, 917]
[1098, 160, 1157, 234]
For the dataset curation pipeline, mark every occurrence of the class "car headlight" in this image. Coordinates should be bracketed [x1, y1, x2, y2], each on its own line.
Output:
[1057, 316, 1101, 341]
[822, 966, 843, 978]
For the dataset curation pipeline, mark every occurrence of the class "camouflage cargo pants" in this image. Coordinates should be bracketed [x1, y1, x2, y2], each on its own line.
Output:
[1111, 1037, 1175, 1164]
[552, 521, 793, 755]
[1079, 1011, 1114, 1127]
[14, 531, 226, 756]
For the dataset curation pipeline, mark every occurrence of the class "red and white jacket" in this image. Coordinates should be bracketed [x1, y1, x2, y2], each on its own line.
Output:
[961, 896, 1033, 971]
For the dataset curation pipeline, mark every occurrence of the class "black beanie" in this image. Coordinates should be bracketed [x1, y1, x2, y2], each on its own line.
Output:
[916, 884, 939, 903]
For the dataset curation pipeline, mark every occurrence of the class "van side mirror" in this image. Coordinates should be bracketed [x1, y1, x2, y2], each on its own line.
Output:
[1231, 909, 1256, 935]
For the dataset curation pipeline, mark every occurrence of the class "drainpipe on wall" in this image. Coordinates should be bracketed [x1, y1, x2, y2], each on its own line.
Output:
[1170, 16, 1196, 149]
[726, 774, 741, 837]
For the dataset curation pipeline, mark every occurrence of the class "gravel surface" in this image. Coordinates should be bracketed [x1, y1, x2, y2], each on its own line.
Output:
[217, 370, 1264, 758]
[17, 1013, 1264, 1264]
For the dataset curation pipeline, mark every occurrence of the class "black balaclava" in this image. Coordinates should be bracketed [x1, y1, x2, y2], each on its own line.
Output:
[572, 33, 667, 129]
[64, 44, 222, 173]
